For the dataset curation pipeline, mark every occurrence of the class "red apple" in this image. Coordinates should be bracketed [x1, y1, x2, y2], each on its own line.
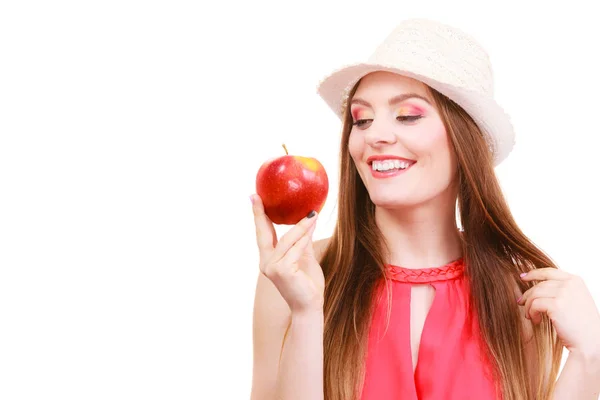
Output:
[255, 144, 329, 225]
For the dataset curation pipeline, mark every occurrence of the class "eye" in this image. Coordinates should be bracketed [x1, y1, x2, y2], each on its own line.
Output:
[397, 115, 423, 123]
[352, 119, 373, 128]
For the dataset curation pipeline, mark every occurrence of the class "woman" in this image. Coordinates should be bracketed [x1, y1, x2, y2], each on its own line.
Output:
[250, 19, 600, 400]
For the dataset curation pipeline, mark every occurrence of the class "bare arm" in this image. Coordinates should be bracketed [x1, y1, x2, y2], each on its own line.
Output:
[276, 309, 324, 400]
[553, 350, 600, 400]
[250, 272, 292, 400]
[250, 238, 329, 400]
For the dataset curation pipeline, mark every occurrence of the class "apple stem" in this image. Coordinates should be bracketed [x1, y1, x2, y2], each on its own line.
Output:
[282, 144, 288, 155]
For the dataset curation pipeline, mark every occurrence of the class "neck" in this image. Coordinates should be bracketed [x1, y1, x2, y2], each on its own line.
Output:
[375, 196, 462, 269]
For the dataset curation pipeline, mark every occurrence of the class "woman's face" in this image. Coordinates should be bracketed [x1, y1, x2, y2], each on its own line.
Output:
[348, 71, 458, 209]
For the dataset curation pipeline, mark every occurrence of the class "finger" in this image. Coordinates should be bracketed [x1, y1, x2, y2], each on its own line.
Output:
[279, 228, 314, 270]
[251, 194, 277, 256]
[518, 280, 561, 305]
[304, 223, 317, 258]
[271, 211, 318, 263]
[521, 284, 560, 320]
[263, 225, 314, 280]
[528, 297, 556, 325]
[520, 268, 570, 282]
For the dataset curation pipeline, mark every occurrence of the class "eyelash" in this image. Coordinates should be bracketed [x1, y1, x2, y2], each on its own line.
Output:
[352, 115, 423, 127]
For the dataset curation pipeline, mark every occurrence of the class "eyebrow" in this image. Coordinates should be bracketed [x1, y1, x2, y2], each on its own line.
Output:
[350, 93, 432, 107]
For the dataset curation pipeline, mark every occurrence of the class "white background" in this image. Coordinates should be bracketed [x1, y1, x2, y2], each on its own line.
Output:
[1, 0, 599, 399]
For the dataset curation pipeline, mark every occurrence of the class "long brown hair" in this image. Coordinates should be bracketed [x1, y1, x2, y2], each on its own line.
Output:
[319, 80, 563, 400]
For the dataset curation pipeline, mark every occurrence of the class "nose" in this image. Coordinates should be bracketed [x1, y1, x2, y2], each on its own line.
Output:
[363, 120, 397, 148]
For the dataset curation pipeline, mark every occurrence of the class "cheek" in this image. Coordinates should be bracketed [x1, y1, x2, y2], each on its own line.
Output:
[432, 126, 453, 160]
[426, 124, 457, 178]
[407, 120, 452, 160]
[347, 133, 368, 178]
[347, 132, 362, 159]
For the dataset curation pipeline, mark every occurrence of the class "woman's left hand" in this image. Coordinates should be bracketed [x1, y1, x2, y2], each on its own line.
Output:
[518, 268, 600, 356]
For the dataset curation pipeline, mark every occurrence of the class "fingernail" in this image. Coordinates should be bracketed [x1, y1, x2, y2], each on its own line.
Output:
[306, 210, 316, 218]
[520, 272, 527, 278]
[516, 296, 522, 303]
[249, 195, 255, 205]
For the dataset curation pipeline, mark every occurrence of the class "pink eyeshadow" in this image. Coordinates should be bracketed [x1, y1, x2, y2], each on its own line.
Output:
[398, 105, 425, 115]
[352, 108, 372, 120]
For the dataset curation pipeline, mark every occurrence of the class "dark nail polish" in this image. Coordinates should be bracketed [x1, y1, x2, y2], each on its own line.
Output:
[306, 210, 316, 218]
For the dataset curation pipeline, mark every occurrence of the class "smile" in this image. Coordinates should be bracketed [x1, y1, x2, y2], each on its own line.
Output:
[371, 159, 411, 172]
[367, 157, 416, 179]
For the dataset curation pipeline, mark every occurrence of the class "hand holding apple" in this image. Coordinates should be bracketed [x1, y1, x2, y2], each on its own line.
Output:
[251, 194, 325, 313]
[255, 145, 329, 225]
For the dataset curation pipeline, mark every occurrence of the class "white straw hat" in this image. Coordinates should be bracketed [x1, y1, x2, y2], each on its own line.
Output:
[317, 18, 515, 166]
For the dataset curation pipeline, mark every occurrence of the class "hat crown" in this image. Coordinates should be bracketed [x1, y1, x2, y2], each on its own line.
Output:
[368, 19, 495, 97]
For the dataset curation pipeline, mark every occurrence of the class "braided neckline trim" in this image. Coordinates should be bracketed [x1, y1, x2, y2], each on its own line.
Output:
[385, 258, 465, 283]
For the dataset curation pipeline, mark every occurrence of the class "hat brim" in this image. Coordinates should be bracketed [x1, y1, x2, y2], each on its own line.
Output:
[317, 63, 515, 166]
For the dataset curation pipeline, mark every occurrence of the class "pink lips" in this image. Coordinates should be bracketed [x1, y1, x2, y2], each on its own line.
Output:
[366, 154, 416, 165]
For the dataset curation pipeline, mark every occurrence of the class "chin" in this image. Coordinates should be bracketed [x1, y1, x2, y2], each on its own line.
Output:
[368, 191, 425, 209]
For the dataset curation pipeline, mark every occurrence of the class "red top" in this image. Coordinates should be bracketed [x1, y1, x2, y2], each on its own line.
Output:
[360, 259, 500, 399]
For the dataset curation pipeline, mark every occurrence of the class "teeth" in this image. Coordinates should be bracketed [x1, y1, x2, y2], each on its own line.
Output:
[372, 159, 411, 171]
